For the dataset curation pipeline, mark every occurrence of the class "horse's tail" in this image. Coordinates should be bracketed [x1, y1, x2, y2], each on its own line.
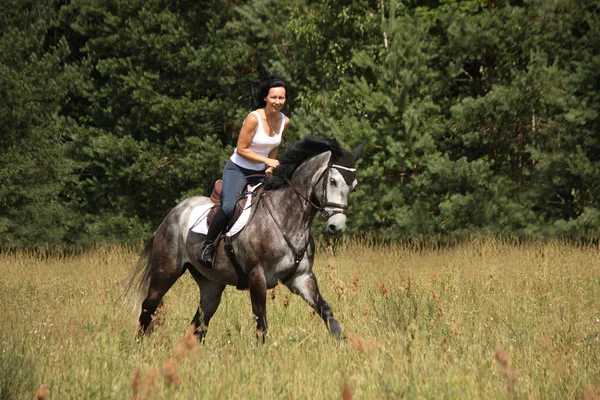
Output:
[122, 236, 155, 313]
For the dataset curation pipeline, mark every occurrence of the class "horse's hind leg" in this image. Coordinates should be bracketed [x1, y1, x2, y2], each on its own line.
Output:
[188, 267, 226, 343]
[138, 234, 186, 335]
[285, 271, 342, 341]
[139, 267, 185, 335]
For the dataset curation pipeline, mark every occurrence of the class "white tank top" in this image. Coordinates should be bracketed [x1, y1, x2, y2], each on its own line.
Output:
[230, 111, 285, 170]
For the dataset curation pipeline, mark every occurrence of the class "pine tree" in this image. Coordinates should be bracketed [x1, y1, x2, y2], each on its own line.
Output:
[0, 0, 84, 247]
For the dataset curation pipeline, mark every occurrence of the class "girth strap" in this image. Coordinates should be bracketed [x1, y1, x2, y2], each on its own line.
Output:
[261, 193, 311, 269]
[217, 183, 266, 291]
[222, 235, 249, 290]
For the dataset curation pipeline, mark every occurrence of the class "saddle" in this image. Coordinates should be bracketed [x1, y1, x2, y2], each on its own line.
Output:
[206, 179, 263, 290]
[206, 180, 259, 229]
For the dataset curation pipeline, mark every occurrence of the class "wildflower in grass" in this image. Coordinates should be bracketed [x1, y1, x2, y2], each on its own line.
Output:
[174, 325, 198, 361]
[283, 293, 291, 309]
[450, 323, 459, 336]
[431, 289, 443, 322]
[182, 325, 197, 350]
[34, 384, 48, 400]
[429, 270, 439, 284]
[441, 338, 448, 353]
[494, 345, 519, 397]
[347, 332, 376, 354]
[584, 385, 600, 400]
[406, 276, 413, 298]
[376, 282, 389, 299]
[351, 274, 360, 292]
[270, 286, 277, 300]
[162, 358, 180, 390]
[142, 368, 159, 399]
[336, 278, 347, 300]
[363, 304, 369, 316]
[342, 382, 352, 400]
[130, 367, 141, 400]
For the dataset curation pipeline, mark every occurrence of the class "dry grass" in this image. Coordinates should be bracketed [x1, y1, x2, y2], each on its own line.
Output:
[1, 238, 599, 399]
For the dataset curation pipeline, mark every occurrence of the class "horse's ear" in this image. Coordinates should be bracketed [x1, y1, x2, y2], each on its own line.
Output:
[353, 143, 365, 161]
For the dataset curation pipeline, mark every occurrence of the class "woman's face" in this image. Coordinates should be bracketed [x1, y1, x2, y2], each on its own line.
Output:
[264, 87, 286, 112]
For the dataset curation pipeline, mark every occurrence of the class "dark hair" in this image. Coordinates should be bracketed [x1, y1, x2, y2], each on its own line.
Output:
[250, 76, 287, 111]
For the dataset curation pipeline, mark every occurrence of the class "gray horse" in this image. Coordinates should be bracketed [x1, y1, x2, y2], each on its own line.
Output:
[126, 135, 364, 342]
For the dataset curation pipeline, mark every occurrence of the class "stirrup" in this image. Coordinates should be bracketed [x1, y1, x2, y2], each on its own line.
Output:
[198, 243, 215, 268]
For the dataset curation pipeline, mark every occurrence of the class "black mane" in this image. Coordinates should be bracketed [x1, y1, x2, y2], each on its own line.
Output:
[264, 135, 344, 190]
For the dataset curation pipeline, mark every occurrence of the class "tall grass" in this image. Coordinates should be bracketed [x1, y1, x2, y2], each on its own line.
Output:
[0, 238, 599, 399]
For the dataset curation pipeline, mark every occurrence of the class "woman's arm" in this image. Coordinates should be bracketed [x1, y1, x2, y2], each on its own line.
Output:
[265, 147, 279, 177]
[236, 113, 280, 168]
[265, 116, 290, 177]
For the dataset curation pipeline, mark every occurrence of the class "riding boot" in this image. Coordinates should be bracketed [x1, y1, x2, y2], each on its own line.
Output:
[198, 207, 229, 268]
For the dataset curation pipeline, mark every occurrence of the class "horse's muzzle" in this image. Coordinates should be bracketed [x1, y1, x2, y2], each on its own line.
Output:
[326, 214, 347, 236]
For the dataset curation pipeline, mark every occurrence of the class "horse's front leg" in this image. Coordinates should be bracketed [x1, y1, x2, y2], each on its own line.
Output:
[285, 271, 342, 341]
[248, 266, 268, 342]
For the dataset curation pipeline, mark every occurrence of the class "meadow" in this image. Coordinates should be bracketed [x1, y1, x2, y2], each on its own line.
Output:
[1, 238, 599, 399]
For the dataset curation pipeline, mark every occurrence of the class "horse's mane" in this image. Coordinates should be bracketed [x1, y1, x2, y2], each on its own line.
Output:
[264, 135, 343, 190]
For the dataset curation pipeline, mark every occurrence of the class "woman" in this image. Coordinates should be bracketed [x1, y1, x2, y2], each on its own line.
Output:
[197, 76, 290, 268]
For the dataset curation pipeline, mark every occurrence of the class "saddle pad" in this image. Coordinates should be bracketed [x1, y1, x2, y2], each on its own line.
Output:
[189, 185, 259, 237]
[188, 203, 213, 235]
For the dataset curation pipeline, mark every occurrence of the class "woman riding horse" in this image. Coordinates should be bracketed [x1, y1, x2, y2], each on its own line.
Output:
[128, 135, 364, 342]
[197, 76, 290, 268]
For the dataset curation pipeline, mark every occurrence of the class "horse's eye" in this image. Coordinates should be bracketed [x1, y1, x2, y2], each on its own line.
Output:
[330, 178, 337, 187]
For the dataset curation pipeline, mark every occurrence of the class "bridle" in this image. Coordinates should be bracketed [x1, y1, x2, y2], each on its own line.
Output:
[320, 163, 356, 218]
[220, 158, 357, 281]
[259, 159, 356, 269]
[282, 161, 355, 220]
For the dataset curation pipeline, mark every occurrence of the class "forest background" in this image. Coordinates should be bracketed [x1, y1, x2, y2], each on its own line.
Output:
[1, 0, 599, 249]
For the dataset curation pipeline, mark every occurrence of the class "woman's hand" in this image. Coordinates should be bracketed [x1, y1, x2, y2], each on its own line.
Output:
[265, 166, 274, 178]
[264, 158, 280, 169]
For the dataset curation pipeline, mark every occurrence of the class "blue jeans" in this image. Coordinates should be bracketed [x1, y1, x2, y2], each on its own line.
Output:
[221, 160, 264, 216]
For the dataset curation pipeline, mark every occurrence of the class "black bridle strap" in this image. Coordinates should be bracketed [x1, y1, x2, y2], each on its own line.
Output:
[283, 175, 324, 212]
[282, 165, 350, 218]
[286, 165, 344, 210]
[318, 166, 349, 216]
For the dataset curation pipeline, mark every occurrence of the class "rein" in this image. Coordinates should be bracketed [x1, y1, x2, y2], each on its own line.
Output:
[259, 161, 354, 269]
[261, 196, 310, 268]
[234, 173, 267, 211]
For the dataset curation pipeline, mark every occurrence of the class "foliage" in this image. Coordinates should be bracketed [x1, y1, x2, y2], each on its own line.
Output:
[1, 0, 600, 247]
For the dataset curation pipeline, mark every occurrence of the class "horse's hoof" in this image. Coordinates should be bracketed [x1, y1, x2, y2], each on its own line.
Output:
[256, 330, 267, 344]
[329, 320, 342, 342]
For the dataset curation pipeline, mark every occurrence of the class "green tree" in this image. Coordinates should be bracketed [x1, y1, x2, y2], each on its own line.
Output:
[57, 0, 250, 241]
[0, 0, 84, 248]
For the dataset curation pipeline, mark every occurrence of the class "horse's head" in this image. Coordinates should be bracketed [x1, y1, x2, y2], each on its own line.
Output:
[319, 143, 365, 236]
[265, 135, 365, 236]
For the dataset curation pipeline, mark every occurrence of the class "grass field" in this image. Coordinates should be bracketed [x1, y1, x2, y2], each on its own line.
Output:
[1, 238, 599, 399]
